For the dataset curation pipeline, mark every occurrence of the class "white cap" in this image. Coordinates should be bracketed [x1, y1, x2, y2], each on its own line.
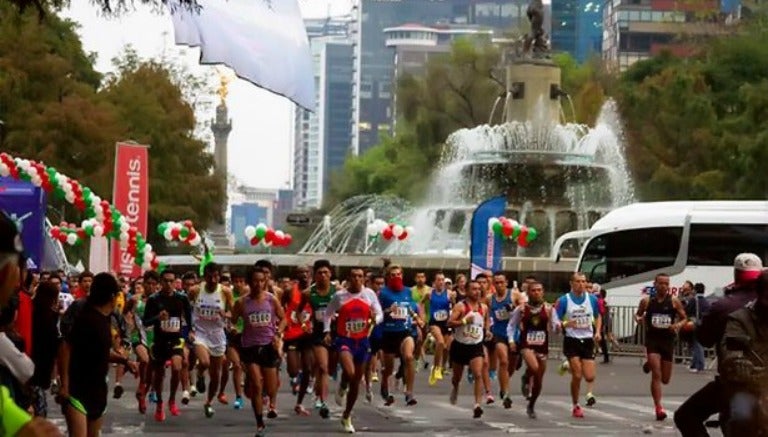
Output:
[734, 253, 763, 271]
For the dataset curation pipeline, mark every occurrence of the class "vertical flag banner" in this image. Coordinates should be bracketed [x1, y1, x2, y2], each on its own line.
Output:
[0, 177, 46, 269]
[469, 195, 507, 280]
[111, 142, 149, 277]
[168, 0, 315, 111]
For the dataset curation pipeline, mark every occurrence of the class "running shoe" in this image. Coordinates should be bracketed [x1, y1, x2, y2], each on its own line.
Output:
[381, 387, 394, 406]
[405, 394, 417, 406]
[255, 425, 266, 437]
[572, 405, 584, 418]
[586, 392, 596, 407]
[503, 396, 513, 409]
[429, 366, 438, 386]
[137, 393, 147, 414]
[113, 384, 124, 399]
[485, 393, 495, 405]
[642, 361, 651, 374]
[314, 398, 323, 409]
[341, 416, 355, 434]
[169, 401, 180, 417]
[233, 396, 244, 410]
[467, 372, 475, 384]
[521, 373, 531, 400]
[204, 403, 215, 418]
[435, 366, 444, 380]
[294, 404, 310, 416]
[154, 403, 166, 422]
[181, 390, 191, 405]
[655, 406, 668, 421]
[217, 393, 229, 405]
[190, 386, 198, 397]
[148, 391, 158, 404]
[196, 376, 206, 394]
[473, 405, 483, 418]
[526, 403, 537, 419]
[335, 386, 348, 407]
[267, 407, 277, 419]
[365, 386, 373, 403]
[489, 369, 497, 381]
[449, 385, 458, 405]
[371, 373, 379, 383]
[319, 403, 330, 419]
[558, 360, 570, 376]
[50, 380, 59, 396]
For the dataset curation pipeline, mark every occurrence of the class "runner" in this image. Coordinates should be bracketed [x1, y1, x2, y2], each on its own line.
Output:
[508, 281, 556, 418]
[553, 272, 602, 418]
[488, 272, 514, 408]
[189, 263, 235, 418]
[411, 271, 430, 371]
[324, 267, 383, 433]
[424, 272, 452, 386]
[474, 272, 495, 404]
[379, 264, 422, 406]
[142, 270, 193, 422]
[232, 264, 286, 437]
[122, 298, 151, 414]
[282, 266, 314, 416]
[219, 269, 246, 410]
[635, 273, 687, 420]
[178, 271, 197, 404]
[365, 272, 386, 399]
[447, 280, 489, 418]
[306, 259, 336, 418]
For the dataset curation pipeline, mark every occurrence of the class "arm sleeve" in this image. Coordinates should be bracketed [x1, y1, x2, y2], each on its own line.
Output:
[324, 294, 341, 333]
[1, 384, 32, 437]
[0, 334, 34, 384]
[370, 291, 384, 325]
[506, 307, 522, 340]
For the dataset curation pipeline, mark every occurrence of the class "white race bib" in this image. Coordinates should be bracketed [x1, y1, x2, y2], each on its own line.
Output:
[494, 308, 509, 321]
[314, 308, 326, 322]
[651, 314, 672, 329]
[345, 319, 367, 334]
[248, 311, 272, 327]
[572, 314, 591, 329]
[197, 306, 219, 321]
[161, 317, 181, 333]
[391, 306, 409, 320]
[526, 330, 546, 346]
[466, 325, 483, 340]
[433, 309, 448, 322]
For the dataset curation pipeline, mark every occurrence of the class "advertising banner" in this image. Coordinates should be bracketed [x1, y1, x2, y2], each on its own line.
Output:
[469, 195, 507, 280]
[110, 142, 149, 277]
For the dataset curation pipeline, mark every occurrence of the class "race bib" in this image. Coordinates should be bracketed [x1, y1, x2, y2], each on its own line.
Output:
[197, 306, 219, 320]
[433, 309, 448, 322]
[315, 308, 327, 322]
[248, 311, 272, 327]
[291, 310, 311, 324]
[651, 314, 672, 329]
[526, 330, 546, 346]
[572, 314, 591, 329]
[391, 306, 409, 320]
[466, 324, 483, 340]
[161, 317, 181, 333]
[494, 308, 509, 321]
[345, 319, 367, 334]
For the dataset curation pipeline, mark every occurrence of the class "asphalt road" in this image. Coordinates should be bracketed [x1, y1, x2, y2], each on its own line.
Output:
[47, 356, 721, 436]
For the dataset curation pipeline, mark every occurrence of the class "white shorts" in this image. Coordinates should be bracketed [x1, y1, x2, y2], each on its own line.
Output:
[195, 332, 226, 358]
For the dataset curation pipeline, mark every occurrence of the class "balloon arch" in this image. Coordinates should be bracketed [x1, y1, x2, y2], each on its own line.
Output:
[0, 152, 163, 271]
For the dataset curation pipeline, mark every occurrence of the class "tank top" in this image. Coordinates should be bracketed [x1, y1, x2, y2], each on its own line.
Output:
[563, 293, 595, 339]
[453, 301, 485, 345]
[429, 289, 451, 324]
[194, 283, 227, 334]
[645, 294, 676, 343]
[334, 289, 378, 340]
[241, 293, 276, 348]
[284, 286, 312, 341]
[490, 290, 513, 338]
[309, 284, 336, 336]
[520, 303, 550, 354]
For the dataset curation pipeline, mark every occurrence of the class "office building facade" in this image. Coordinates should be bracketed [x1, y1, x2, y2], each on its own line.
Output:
[551, 0, 603, 62]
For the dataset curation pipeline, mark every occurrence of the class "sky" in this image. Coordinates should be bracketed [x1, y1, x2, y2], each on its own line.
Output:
[62, 0, 354, 190]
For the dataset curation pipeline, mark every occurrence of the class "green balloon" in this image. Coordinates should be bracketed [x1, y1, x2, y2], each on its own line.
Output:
[157, 222, 168, 234]
[491, 221, 502, 235]
[255, 227, 267, 239]
[526, 227, 538, 243]
[511, 225, 521, 239]
[180, 227, 190, 239]
[53, 188, 65, 199]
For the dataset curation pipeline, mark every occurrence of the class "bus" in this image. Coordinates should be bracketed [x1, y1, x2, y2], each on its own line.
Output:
[552, 201, 768, 310]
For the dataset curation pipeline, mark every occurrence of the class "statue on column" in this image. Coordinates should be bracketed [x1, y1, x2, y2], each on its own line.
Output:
[523, 0, 551, 58]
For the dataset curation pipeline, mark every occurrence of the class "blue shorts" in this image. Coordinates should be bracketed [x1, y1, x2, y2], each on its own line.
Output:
[334, 337, 371, 364]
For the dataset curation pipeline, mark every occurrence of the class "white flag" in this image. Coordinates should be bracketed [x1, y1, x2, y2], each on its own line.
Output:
[169, 0, 315, 111]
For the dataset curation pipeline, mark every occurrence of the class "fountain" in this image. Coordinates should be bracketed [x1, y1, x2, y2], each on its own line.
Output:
[301, 2, 634, 258]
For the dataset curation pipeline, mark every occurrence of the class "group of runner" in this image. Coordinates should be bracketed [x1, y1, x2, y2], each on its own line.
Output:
[56, 260, 690, 436]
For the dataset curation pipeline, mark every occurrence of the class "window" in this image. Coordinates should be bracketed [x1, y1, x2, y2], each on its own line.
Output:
[687, 224, 768, 266]
[580, 227, 683, 284]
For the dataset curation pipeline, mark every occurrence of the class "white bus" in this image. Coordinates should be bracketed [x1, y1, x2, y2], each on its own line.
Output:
[553, 201, 768, 312]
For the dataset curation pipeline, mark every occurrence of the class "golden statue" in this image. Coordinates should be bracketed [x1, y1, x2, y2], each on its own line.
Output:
[217, 68, 232, 103]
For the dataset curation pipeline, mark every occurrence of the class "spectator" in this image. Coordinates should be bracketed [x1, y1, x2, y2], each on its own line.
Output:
[685, 283, 711, 373]
[30, 282, 60, 417]
[596, 288, 613, 363]
[0, 294, 34, 409]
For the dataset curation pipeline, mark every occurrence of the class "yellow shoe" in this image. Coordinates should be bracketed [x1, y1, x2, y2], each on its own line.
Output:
[371, 374, 379, 383]
[428, 367, 438, 386]
[435, 366, 444, 380]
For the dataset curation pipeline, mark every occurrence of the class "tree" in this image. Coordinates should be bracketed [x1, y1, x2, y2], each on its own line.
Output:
[7, 0, 199, 20]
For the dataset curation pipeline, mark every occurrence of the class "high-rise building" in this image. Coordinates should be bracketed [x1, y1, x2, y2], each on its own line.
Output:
[551, 0, 603, 62]
[292, 18, 354, 211]
[274, 189, 294, 228]
[602, 0, 739, 71]
[231, 203, 268, 249]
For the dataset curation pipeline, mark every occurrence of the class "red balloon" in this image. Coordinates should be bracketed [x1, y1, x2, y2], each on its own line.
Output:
[250, 236, 260, 246]
[265, 228, 276, 243]
[502, 220, 513, 237]
[398, 231, 408, 241]
[517, 233, 528, 247]
[184, 220, 194, 229]
[273, 236, 284, 247]
[382, 226, 394, 240]
[186, 231, 197, 242]
[519, 226, 529, 242]
[151, 258, 160, 270]
[51, 227, 61, 238]
[77, 229, 86, 239]
[283, 234, 293, 246]
[58, 234, 67, 243]
[171, 228, 180, 239]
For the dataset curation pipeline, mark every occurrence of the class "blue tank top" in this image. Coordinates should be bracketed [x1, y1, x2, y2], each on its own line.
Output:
[490, 290, 513, 339]
[429, 289, 451, 324]
[379, 286, 415, 333]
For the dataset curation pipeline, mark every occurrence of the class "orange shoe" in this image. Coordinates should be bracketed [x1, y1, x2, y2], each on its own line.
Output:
[217, 393, 229, 405]
[572, 405, 584, 418]
[169, 401, 180, 416]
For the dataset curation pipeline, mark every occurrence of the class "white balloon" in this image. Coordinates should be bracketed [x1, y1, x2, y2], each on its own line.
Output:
[164, 228, 173, 241]
[0, 163, 8, 177]
[66, 233, 78, 245]
[375, 219, 388, 232]
[119, 232, 129, 242]
[275, 230, 285, 239]
[405, 226, 415, 236]
[120, 222, 130, 233]
[244, 225, 256, 239]
[93, 225, 104, 238]
[142, 261, 152, 270]
[119, 238, 129, 248]
[488, 217, 500, 229]
[189, 234, 202, 246]
[29, 175, 41, 187]
[144, 244, 153, 254]
[65, 192, 75, 203]
[366, 223, 378, 237]
[392, 225, 404, 238]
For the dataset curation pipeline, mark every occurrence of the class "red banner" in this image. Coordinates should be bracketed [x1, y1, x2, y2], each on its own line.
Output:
[111, 142, 149, 277]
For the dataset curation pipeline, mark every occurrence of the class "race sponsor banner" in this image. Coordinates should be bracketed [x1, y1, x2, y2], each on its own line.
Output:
[469, 195, 507, 280]
[110, 142, 149, 277]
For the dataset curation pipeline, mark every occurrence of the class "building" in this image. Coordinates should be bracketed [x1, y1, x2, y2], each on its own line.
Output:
[231, 203, 268, 249]
[551, 0, 603, 62]
[292, 18, 354, 211]
[274, 189, 294, 228]
[232, 185, 279, 225]
[602, 0, 740, 71]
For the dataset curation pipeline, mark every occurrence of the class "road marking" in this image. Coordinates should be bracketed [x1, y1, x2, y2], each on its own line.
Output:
[542, 399, 633, 423]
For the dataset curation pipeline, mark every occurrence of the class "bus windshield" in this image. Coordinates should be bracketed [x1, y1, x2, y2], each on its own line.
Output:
[579, 227, 684, 284]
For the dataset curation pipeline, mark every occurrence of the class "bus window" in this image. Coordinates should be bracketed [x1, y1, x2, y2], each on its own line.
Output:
[579, 227, 683, 284]
[687, 224, 768, 266]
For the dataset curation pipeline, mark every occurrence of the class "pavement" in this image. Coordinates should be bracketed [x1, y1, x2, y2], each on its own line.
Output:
[47, 356, 722, 436]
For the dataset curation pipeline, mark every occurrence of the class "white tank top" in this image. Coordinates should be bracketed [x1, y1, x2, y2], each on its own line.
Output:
[564, 293, 595, 339]
[194, 283, 226, 333]
[453, 302, 485, 345]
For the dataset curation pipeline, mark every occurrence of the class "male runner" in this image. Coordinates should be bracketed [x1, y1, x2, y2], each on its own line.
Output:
[379, 264, 422, 406]
[447, 280, 489, 418]
[411, 271, 430, 371]
[219, 269, 246, 409]
[306, 259, 336, 418]
[143, 270, 193, 422]
[489, 271, 514, 408]
[324, 267, 383, 433]
[283, 266, 314, 416]
[424, 272, 452, 386]
[508, 281, 556, 418]
[365, 272, 386, 399]
[553, 272, 602, 418]
[474, 272, 495, 404]
[232, 264, 286, 437]
[635, 273, 687, 420]
[189, 263, 234, 418]
[179, 271, 197, 403]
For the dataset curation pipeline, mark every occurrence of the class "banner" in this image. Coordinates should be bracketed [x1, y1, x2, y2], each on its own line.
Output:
[168, 0, 315, 111]
[111, 142, 149, 277]
[88, 237, 110, 274]
[469, 195, 507, 280]
[0, 177, 46, 270]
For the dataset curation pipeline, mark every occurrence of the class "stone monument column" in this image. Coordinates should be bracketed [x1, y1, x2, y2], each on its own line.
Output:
[209, 74, 234, 254]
